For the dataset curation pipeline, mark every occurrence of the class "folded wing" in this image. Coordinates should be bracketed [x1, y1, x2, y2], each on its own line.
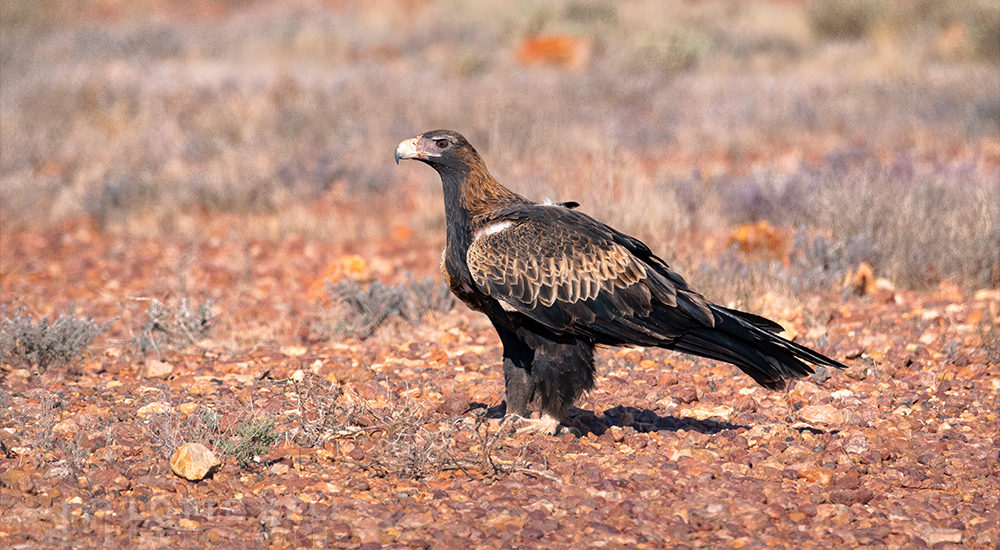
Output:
[466, 205, 715, 345]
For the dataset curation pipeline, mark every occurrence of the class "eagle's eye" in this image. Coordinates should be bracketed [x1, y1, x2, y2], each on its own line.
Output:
[434, 139, 450, 149]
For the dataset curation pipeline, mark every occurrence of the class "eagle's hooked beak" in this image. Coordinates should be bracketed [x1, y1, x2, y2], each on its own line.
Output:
[394, 137, 420, 165]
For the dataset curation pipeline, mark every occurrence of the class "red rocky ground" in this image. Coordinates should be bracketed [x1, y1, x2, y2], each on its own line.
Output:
[1, 219, 998, 548]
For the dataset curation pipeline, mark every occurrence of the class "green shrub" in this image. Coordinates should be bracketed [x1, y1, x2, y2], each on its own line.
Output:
[219, 418, 281, 468]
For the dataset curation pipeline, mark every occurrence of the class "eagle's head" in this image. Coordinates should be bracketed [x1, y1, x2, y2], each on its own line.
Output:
[394, 130, 480, 172]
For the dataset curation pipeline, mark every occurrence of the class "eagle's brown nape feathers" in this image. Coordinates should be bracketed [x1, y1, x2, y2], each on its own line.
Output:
[396, 129, 847, 436]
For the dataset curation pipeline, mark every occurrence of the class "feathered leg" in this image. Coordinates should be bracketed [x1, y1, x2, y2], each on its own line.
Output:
[493, 324, 536, 418]
[502, 357, 533, 417]
[517, 338, 595, 435]
[493, 321, 596, 435]
[531, 338, 595, 418]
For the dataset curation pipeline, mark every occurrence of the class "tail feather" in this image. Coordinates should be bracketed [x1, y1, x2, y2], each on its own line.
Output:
[716, 306, 785, 333]
[669, 305, 846, 389]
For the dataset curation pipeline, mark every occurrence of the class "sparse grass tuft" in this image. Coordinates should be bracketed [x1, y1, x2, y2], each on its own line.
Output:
[146, 403, 223, 458]
[218, 418, 281, 468]
[147, 401, 278, 469]
[322, 280, 410, 339]
[631, 26, 712, 72]
[360, 405, 547, 481]
[84, 175, 163, 229]
[0, 306, 110, 371]
[290, 376, 367, 447]
[713, 153, 1000, 291]
[688, 227, 877, 311]
[134, 298, 215, 354]
[406, 275, 458, 319]
[317, 276, 455, 340]
[786, 228, 877, 293]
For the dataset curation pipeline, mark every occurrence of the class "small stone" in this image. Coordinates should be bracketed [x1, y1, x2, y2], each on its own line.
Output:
[776, 319, 798, 341]
[682, 404, 734, 421]
[797, 466, 833, 486]
[170, 442, 220, 481]
[328, 365, 374, 383]
[178, 402, 199, 415]
[844, 437, 869, 454]
[179, 518, 200, 529]
[936, 280, 963, 302]
[269, 463, 290, 476]
[437, 394, 470, 415]
[51, 417, 79, 436]
[399, 512, 434, 529]
[141, 360, 173, 379]
[352, 517, 381, 545]
[672, 386, 698, 404]
[0, 469, 33, 493]
[797, 404, 844, 425]
[973, 288, 1000, 301]
[829, 488, 874, 506]
[919, 527, 962, 546]
[846, 262, 876, 296]
[189, 378, 219, 395]
[348, 479, 371, 492]
[281, 346, 308, 357]
[137, 402, 171, 417]
[875, 277, 895, 292]
[658, 373, 679, 386]
[0, 431, 17, 458]
[608, 426, 626, 442]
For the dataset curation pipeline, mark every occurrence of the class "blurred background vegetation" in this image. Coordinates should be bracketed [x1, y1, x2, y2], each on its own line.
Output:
[2, 0, 998, 293]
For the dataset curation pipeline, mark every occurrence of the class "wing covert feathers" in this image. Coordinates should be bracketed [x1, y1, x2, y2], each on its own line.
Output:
[465, 205, 718, 340]
[467, 213, 651, 309]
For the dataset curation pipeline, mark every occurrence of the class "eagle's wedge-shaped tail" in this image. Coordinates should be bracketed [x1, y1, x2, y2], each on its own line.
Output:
[672, 305, 845, 390]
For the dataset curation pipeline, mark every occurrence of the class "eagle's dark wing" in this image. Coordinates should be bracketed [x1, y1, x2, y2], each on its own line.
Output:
[467, 204, 847, 389]
[466, 205, 715, 345]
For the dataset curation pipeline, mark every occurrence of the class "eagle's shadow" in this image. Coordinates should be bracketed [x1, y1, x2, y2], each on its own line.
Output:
[474, 402, 746, 436]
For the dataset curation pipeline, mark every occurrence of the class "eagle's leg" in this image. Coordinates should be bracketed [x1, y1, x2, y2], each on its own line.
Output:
[494, 324, 537, 418]
[502, 357, 533, 417]
[515, 338, 595, 435]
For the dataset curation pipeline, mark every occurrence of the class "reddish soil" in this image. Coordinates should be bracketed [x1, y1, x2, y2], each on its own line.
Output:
[1, 218, 998, 548]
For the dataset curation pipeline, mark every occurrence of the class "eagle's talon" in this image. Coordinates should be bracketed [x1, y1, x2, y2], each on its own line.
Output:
[510, 413, 569, 436]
